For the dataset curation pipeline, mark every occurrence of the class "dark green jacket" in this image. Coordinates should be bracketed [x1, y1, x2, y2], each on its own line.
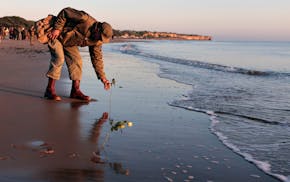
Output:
[54, 7, 105, 80]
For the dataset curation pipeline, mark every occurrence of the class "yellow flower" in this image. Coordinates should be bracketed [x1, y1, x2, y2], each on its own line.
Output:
[119, 124, 126, 129]
[127, 122, 133, 127]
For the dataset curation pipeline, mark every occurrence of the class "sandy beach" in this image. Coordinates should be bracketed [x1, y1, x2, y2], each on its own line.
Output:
[0, 39, 281, 182]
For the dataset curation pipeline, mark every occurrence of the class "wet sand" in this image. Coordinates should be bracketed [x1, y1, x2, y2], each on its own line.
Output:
[0, 39, 281, 181]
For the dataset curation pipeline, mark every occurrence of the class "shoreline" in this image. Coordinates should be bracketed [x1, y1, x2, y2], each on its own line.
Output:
[0, 39, 281, 181]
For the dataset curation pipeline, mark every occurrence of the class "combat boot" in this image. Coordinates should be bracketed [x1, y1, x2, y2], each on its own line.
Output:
[70, 80, 91, 101]
[44, 78, 61, 101]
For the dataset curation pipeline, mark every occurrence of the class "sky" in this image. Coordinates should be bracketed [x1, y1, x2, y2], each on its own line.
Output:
[0, 0, 289, 41]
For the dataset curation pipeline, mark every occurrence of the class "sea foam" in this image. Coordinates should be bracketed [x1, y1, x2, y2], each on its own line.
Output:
[208, 113, 289, 182]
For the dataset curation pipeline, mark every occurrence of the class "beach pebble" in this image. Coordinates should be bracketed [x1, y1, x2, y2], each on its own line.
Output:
[164, 176, 173, 182]
[171, 171, 177, 175]
[68, 153, 79, 158]
[211, 160, 219, 164]
[250, 174, 261, 178]
[203, 156, 209, 160]
[182, 169, 188, 174]
[188, 176, 194, 180]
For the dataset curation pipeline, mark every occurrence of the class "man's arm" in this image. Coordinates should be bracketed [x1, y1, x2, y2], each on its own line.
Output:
[89, 45, 110, 90]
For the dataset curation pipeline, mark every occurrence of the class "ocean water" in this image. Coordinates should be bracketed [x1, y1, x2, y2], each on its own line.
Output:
[106, 40, 290, 182]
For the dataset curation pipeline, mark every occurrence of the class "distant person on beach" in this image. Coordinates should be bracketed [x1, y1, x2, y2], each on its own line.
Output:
[28, 26, 35, 45]
[39, 7, 113, 101]
[0, 27, 3, 41]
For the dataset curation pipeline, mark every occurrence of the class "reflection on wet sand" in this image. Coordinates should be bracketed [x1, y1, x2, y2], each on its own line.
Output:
[109, 162, 130, 176]
[89, 112, 130, 176]
[90, 112, 108, 167]
[0, 97, 132, 181]
[70, 101, 90, 109]
[89, 112, 109, 144]
[39, 109, 130, 181]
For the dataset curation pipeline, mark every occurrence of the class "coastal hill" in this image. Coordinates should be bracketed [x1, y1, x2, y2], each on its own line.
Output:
[0, 16, 34, 28]
[113, 30, 212, 40]
[0, 16, 212, 41]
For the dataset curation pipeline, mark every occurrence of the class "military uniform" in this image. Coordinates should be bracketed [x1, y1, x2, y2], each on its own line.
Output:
[47, 7, 107, 81]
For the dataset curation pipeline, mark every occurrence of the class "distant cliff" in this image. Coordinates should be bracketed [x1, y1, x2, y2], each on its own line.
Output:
[113, 30, 212, 41]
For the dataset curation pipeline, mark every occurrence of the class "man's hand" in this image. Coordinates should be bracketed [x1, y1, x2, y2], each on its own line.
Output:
[101, 78, 111, 91]
[48, 29, 60, 40]
[101, 112, 109, 120]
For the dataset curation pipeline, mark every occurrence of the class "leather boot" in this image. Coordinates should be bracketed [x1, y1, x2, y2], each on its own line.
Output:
[44, 78, 61, 101]
[70, 80, 91, 101]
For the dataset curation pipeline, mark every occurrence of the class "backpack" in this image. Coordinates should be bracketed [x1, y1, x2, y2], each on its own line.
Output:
[34, 15, 56, 44]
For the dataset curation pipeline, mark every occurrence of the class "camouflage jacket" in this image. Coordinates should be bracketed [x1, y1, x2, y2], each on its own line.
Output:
[54, 7, 106, 80]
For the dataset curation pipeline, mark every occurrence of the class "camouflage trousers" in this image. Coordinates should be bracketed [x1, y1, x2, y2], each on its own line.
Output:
[46, 39, 82, 80]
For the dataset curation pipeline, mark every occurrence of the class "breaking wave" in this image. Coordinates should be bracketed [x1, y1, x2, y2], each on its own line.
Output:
[119, 43, 290, 77]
